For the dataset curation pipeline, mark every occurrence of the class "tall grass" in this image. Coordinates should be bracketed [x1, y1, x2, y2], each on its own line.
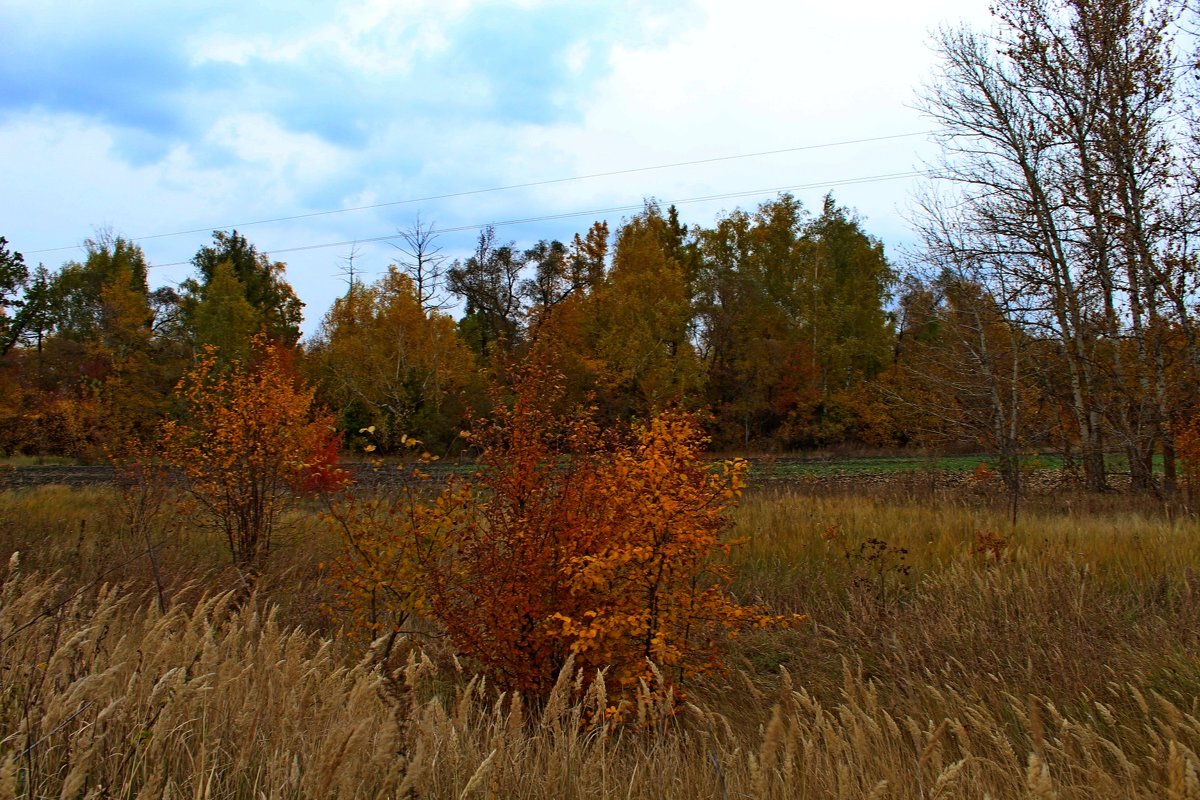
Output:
[0, 485, 1198, 797]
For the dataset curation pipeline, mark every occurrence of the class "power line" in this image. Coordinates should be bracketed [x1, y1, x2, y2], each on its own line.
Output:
[26, 130, 932, 255]
[144, 170, 923, 269]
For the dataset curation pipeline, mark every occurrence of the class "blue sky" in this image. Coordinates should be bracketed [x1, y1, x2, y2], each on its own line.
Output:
[2, 0, 993, 336]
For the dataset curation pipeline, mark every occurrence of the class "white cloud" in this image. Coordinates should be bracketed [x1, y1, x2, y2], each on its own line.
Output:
[203, 113, 350, 180]
[498, 0, 995, 250]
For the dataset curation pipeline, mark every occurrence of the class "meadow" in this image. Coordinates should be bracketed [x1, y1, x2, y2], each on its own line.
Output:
[0, 479, 1198, 798]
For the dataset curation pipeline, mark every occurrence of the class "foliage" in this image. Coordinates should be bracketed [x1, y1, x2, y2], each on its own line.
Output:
[448, 226, 525, 362]
[1174, 407, 1200, 504]
[0, 235, 28, 355]
[695, 195, 895, 448]
[884, 273, 1050, 517]
[3, 199, 910, 461]
[2, 236, 179, 455]
[188, 229, 304, 346]
[320, 432, 448, 641]
[591, 205, 703, 420]
[188, 259, 259, 363]
[416, 367, 795, 705]
[161, 336, 345, 568]
[47, 234, 150, 343]
[23, 392, 108, 460]
[308, 268, 480, 452]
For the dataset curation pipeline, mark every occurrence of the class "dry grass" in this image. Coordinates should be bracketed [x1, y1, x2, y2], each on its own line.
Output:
[0, 487, 337, 632]
[0, 484, 1198, 797]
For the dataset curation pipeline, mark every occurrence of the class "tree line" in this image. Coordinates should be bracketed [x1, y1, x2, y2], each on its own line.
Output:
[0, 193, 899, 460]
[0, 229, 302, 456]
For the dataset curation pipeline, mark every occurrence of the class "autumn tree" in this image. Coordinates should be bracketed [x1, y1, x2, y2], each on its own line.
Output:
[14, 235, 170, 455]
[590, 205, 703, 421]
[446, 221, 611, 404]
[308, 267, 479, 452]
[889, 266, 1050, 519]
[0, 237, 28, 453]
[520, 230, 609, 329]
[697, 201, 810, 447]
[693, 195, 894, 448]
[162, 336, 344, 569]
[320, 434, 445, 641]
[47, 233, 151, 343]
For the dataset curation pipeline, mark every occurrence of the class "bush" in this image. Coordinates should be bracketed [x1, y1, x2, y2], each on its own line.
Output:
[331, 366, 797, 709]
[162, 336, 344, 569]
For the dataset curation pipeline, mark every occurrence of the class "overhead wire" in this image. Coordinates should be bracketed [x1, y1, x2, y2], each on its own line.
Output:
[26, 129, 933, 256]
[142, 170, 924, 269]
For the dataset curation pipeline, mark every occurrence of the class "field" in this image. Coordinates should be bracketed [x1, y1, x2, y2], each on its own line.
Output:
[0, 477, 1198, 798]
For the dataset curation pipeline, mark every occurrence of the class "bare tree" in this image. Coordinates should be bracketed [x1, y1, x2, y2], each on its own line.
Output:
[337, 243, 364, 294]
[391, 215, 450, 313]
[917, 0, 1192, 492]
[906, 186, 1047, 520]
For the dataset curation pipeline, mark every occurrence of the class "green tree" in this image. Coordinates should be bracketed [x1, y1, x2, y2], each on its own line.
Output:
[17, 265, 55, 354]
[696, 198, 814, 447]
[49, 234, 150, 342]
[189, 261, 259, 363]
[693, 195, 893, 448]
[0, 237, 29, 356]
[800, 196, 895, 394]
[189, 230, 304, 346]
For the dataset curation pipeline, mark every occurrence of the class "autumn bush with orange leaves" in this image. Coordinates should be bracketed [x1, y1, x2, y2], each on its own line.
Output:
[327, 366, 800, 710]
[161, 336, 345, 569]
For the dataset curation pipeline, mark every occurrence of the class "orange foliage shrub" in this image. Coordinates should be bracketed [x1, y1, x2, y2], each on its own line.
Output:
[331, 367, 798, 707]
[162, 336, 345, 567]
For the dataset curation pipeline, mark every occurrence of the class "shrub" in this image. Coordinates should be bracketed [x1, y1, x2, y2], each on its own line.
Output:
[331, 366, 798, 708]
[162, 336, 345, 569]
[321, 433, 448, 641]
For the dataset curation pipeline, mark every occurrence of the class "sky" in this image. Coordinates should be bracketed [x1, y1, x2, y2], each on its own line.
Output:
[1, 0, 996, 338]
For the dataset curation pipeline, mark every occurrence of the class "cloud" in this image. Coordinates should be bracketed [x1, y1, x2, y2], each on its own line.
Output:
[2, 0, 688, 162]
